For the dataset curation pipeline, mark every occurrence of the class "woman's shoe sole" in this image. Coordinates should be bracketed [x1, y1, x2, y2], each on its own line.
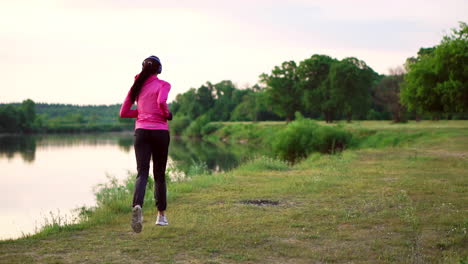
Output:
[131, 207, 143, 233]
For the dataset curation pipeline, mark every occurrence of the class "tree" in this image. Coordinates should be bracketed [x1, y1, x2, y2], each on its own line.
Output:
[0, 99, 38, 133]
[171, 80, 251, 122]
[401, 22, 468, 116]
[21, 99, 36, 124]
[20, 99, 36, 132]
[326, 58, 377, 122]
[260, 61, 301, 122]
[230, 89, 256, 121]
[0, 105, 21, 132]
[374, 67, 406, 122]
[195, 84, 215, 117]
[297, 55, 337, 120]
[171, 88, 199, 120]
[209, 80, 240, 121]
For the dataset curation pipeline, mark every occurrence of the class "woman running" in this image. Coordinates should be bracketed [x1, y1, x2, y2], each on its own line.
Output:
[120, 55, 172, 233]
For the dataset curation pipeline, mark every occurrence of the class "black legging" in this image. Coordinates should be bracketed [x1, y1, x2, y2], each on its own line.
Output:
[132, 129, 170, 211]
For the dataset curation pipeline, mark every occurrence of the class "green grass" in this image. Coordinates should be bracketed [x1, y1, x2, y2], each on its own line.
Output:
[1, 121, 467, 263]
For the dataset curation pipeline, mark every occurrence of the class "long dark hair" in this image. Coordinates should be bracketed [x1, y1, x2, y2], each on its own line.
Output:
[130, 57, 161, 103]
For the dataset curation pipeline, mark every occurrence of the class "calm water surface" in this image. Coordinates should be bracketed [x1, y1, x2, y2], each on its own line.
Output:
[0, 132, 260, 240]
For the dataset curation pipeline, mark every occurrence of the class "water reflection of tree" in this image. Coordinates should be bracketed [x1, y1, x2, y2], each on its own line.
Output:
[117, 135, 266, 174]
[117, 137, 134, 152]
[0, 136, 37, 163]
[169, 138, 264, 174]
[35, 133, 134, 148]
[0, 133, 267, 173]
[0, 132, 136, 162]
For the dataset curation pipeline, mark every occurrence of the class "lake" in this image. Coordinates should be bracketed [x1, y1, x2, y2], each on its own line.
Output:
[0, 132, 262, 240]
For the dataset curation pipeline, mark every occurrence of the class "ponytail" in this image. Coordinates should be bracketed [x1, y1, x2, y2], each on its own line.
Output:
[129, 57, 161, 103]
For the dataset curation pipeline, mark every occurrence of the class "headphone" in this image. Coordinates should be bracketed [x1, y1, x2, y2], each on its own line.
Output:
[143, 55, 162, 74]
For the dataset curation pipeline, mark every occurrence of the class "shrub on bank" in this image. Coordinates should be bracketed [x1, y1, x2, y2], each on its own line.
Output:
[182, 115, 210, 138]
[314, 125, 352, 153]
[271, 118, 352, 163]
[201, 123, 223, 136]
[171, 115, 191, 136]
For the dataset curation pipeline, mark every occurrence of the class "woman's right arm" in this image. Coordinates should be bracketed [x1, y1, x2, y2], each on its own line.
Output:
[119, 90, 138, 118]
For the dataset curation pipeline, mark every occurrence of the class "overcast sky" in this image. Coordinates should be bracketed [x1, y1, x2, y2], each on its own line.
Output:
[0, 0, 466, 105]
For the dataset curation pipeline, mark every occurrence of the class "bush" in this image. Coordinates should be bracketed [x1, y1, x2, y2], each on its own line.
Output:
[183, 115, 210, 138]
[366, 109, 389, 120]
[187, 160, 210, 177]
[201, 123, 223, 136]
[171, 115, 191, 136]
[314, 125, 352, 153]
[215, 123, 236, 139]
[271, 118, 352, 163]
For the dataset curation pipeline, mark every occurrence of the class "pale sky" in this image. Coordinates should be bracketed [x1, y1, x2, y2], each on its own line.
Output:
[0, 0, 466, 105]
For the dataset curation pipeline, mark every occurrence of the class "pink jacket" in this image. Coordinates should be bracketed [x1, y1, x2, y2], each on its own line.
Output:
[120, 75, 171, 130]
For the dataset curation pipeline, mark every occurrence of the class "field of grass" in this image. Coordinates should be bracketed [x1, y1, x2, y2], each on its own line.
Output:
[0, 121, 467, 263]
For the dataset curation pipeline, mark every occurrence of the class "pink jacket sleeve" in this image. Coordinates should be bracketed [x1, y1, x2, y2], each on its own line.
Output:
[119, 90, 138, 118]
[158, 82, 171, 118]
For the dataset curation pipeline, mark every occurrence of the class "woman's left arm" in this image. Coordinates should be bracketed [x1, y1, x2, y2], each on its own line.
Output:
[119, 90, 138, 118]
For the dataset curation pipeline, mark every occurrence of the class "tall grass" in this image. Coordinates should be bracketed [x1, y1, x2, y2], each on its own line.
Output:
[28, 210, 85, 239]
[93, 175, 135, 214]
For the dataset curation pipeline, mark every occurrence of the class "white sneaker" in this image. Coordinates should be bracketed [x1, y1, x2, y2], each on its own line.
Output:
[131, 205, 143, 233]
[156, 215, 169, 226]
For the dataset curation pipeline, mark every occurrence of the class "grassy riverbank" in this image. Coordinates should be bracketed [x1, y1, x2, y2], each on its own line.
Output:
[1, 121, 467, 263]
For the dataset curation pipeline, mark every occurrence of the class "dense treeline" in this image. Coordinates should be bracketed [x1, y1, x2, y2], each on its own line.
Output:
[35, 103, 123, 124]
[0, 101, 132, 133]
[402, 22, 468, 118]
[170, 22, 467, 136]
[169, 57, 392, 137]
